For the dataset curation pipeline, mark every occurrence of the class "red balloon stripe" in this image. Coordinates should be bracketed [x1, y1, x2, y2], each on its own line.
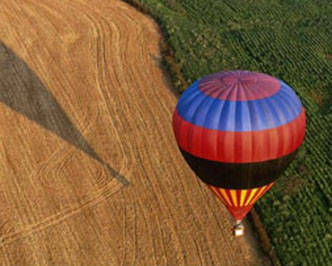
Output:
[173, 108, 306, 163]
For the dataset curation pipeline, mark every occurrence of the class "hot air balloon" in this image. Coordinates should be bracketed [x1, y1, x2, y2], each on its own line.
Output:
[172, 70, 306, 236]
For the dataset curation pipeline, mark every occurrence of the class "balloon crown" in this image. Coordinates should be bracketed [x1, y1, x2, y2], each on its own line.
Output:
[199, 70, 280, 101]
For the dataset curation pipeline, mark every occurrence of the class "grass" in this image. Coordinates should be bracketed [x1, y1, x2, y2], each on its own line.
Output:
[124, 0, 332, 265]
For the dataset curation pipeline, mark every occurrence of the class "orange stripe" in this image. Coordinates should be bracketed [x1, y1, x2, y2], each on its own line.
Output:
[250, 185, 267, 205]
[244, 188, 258, 206]
[239, 190, 247, 206]
[230, 190, 238, 207]
[254, 183, 274, 202]
[209, 186, 227, 205]
[225, 189, 236, 206]
[267, 182, 275, 190]
[220, 189, 233, 206]
[216, 188, 228, 206]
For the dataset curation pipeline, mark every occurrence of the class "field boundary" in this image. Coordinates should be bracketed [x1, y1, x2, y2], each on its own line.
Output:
[122, 0, 277, 264]
[123, 0, 189, 92]
[249, 210, 281, 266]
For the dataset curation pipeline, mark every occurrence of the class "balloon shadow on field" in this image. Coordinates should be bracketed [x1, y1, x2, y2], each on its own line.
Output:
[0, 41, 129, 185]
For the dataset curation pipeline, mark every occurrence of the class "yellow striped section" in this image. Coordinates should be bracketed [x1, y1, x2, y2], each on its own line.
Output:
[239, 190, 247, 206]
[250, 185, 267, 205]
[220, 189, 233, 206]
[244, 188, 258, 206]
[208, 183, 274, 208]
[230, 190, 238, 207]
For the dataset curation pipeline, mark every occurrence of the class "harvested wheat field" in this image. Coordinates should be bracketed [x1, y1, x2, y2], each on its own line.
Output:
[0, 0, 271, 265]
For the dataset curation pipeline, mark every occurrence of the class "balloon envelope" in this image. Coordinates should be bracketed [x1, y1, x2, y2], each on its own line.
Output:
[173, 70, 306, 220]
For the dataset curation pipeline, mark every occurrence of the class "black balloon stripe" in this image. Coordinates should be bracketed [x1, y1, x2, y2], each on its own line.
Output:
[180, 148, 298, 189]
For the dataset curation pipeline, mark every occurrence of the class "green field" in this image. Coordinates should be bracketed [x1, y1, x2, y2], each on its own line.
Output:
[125, 0, 332, 265]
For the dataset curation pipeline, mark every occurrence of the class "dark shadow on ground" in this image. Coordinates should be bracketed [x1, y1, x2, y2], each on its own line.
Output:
[0, 41, 128, 185]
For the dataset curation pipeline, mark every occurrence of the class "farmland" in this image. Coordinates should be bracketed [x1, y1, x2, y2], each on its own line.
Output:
[0, 0, 270, 264]
[125, 0, 332, 265]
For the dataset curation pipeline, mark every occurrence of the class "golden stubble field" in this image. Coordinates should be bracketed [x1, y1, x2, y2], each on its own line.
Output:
[0, 0, 270, 264]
